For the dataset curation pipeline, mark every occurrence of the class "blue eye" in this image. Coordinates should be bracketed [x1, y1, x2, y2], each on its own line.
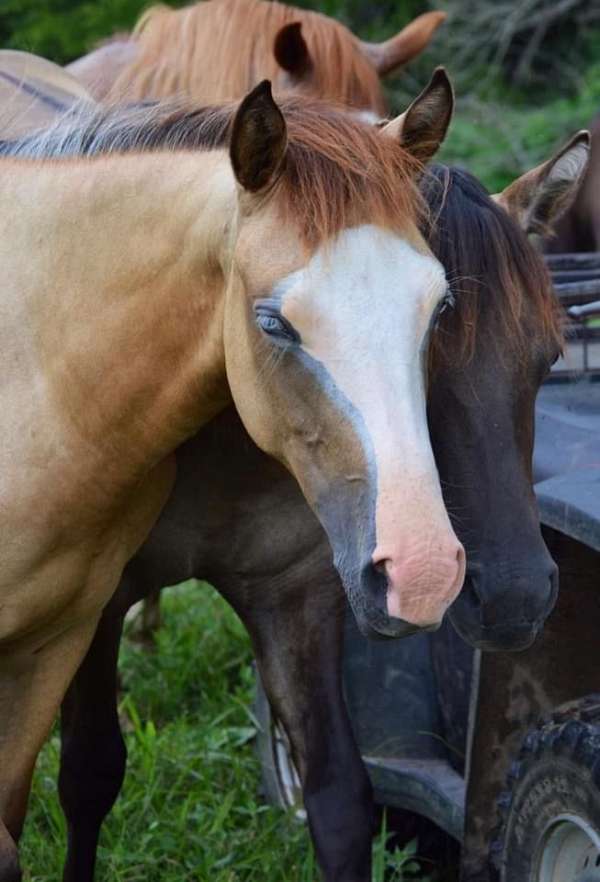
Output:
[258, 314, 286, 334]
[255, 305, 300, 343]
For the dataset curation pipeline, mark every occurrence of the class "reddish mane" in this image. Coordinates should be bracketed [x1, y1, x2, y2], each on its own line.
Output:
[1, 94, 424, 249]
[108, 0, 387, 113]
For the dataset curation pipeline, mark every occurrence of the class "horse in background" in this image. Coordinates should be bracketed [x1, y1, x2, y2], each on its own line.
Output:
[0, 50, 93, 138]
[544, 113, 600, 252]
[66, 0, 446, 111]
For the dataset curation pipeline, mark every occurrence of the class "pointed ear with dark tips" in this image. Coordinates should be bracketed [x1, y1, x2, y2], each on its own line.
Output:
[381, 68, 454, 164]
[361, 11, 447, 77]
[230, 80, 288, 193]
[274, 22, 311, 77]
[494, 131, 590, 235]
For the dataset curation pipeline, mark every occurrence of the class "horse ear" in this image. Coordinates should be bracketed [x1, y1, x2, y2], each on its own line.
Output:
[274, 22, 311, 77]
[493, 131, 590, 235]
[230, 80, 288, 193]
[380, 68, 453, 164]
[361, 11, 446, 77]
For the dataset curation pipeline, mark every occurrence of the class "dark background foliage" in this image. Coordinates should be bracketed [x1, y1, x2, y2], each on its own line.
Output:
[2, 0, 597, 79]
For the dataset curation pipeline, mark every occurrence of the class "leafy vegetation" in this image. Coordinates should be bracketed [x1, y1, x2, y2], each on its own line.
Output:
[0, 0, 152, 62]
[436, 59, 600, 192]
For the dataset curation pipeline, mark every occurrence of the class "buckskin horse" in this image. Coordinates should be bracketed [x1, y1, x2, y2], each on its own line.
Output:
[66, 0, 445, 110]
[0, 71, 481, 879]
[19, 112, 586, 881]
[65, 0, 447, 646]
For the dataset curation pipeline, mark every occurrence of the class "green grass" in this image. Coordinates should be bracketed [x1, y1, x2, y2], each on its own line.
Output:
[21, 581, 437, 881]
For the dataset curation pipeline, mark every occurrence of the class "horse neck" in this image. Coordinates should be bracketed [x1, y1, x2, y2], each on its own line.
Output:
[0, 149, 236, 481]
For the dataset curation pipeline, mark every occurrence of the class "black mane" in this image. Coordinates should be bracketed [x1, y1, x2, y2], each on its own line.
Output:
[423, 164, 561, 366]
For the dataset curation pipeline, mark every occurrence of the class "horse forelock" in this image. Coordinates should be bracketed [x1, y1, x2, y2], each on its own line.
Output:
[0, 96, 425, 250]
[274, 99, 425, 247]
[109, 0, 386, 113]
[423, 164, 563, 370]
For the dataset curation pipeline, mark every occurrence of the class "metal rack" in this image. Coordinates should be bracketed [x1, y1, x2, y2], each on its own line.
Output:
[546, 252, 600, 376]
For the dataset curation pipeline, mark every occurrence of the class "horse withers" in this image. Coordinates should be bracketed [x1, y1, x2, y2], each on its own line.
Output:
[53, 136, 589, 882]
[0, 75, 467, 880]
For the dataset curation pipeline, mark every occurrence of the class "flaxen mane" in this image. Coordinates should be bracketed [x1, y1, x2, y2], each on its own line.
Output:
[423, 165, 563, 367]
[107, 0, 387, 112]
[0, 95, 423, 247]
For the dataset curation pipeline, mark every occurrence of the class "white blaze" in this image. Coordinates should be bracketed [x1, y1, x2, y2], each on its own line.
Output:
[279, 225, 464, 625]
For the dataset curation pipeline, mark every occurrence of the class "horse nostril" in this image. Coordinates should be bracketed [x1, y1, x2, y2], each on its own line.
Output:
[373, 559, 395, 606]
[373, 558, 390, 582]
[454, 544, 466, 588]
[462, 568, 484, 610]
[545, 561, 559, 612]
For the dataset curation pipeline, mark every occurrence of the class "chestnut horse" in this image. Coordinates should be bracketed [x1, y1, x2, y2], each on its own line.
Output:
[43, 135, 586, 880]
[66, 0, 445, 111]
[0, 74, 474, 879]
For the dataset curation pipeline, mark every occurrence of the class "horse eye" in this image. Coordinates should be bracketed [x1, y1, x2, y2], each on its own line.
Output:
[255, 307, 299, 343]
[544, 347, 562, 370]
[433, 287, 455, 328]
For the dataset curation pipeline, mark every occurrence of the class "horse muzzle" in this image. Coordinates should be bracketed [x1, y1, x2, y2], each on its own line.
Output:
[449, 558, 559, 652]
[346, 559, 449, 639]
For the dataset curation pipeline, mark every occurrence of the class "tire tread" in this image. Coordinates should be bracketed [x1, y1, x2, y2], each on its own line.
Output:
[491, 693, 600, 878]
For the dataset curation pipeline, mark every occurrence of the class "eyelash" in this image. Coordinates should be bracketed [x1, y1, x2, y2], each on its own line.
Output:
[433, 287, 455, 328]
[255, 304, 300, 344]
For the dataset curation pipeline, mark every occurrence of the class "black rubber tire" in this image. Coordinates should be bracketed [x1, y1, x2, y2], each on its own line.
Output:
[492, 694, 600, 882]
[253, 666, 305, 816]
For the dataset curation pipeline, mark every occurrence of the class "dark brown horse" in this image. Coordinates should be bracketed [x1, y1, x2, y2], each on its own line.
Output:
[544, 113, 600, 253]
[51, 139, 589, 882]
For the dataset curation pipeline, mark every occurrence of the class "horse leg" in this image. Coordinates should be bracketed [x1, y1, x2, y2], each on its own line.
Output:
[0, 822, 20, 882]
[58, 613, 126, 882]
[0, 617, 99, 881]
[138, 591, 162, 647]
[239, 579, 375, 882]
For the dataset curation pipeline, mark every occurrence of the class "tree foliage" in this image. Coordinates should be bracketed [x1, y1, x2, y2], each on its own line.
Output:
[0, 0, 179, 63]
